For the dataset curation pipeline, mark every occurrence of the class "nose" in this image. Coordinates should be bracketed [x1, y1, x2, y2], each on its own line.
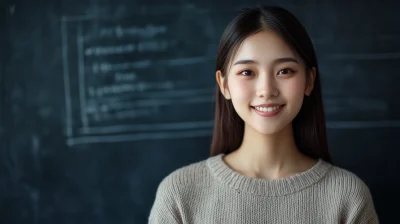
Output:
[256, 72, 279, 98]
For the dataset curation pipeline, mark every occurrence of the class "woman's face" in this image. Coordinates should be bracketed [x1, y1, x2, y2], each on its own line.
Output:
[217, 29, 315, 135]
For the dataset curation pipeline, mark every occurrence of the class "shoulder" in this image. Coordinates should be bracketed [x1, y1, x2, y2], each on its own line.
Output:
[323, 163, 377, 215]
[324, 164, 372, 196]
[150, 158, 210, 223]
[155, 156, 212, 195]
[322, 164, 379, 223]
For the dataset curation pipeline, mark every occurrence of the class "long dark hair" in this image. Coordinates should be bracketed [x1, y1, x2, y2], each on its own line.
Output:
[210, 5, 332, 163]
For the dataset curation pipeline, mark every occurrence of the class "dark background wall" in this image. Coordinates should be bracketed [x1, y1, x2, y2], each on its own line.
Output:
[1, 0, 399, 223]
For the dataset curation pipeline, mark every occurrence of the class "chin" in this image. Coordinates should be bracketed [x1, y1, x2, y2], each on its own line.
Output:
[256, 128, 284, 135]
[249, 124, 286, 135]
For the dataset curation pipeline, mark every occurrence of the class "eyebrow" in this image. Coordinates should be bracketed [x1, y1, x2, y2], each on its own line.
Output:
[233, 57, 299, 66]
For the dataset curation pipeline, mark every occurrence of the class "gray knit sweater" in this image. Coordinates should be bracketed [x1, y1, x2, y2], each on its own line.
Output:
[148, 153, 379, 224]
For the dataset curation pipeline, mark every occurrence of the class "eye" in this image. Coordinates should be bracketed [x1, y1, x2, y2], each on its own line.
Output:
[278, 68, 294, 75]
[238, 70, 254, 76]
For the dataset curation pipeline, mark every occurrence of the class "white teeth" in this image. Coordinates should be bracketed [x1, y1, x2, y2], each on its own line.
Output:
[254, 106, 281, 112]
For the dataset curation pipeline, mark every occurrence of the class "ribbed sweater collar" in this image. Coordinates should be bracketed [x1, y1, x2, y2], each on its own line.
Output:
[207, 153, 332, 196]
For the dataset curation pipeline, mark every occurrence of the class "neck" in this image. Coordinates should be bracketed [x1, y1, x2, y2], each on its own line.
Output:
[228, 123, 314, 179]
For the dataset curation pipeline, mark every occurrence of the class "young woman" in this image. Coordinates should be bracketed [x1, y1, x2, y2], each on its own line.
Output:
[149, 5, 379, 224]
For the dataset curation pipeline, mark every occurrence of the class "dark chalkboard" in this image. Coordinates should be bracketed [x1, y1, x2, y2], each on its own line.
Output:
[1, 0, 399, 223]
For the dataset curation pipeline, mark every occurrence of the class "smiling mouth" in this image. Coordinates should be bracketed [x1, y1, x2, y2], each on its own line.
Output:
[250, 105, 285, 117]
[250, 105, 284, 112]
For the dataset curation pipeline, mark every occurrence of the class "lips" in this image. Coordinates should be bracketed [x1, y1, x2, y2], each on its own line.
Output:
[251, 104, 283, 107]
[250, 104, 285, 117]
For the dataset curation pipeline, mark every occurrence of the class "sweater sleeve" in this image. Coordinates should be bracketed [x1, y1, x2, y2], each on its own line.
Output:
[344, 178, 379, 224]
[148, 176, 182, 224]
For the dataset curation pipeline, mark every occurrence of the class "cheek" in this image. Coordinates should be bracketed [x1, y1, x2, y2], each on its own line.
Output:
[284, 78, 306, 103]
[228, 78, 253, 101]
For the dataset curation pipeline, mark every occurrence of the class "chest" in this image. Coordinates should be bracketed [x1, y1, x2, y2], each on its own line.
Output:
[180, 191, 344, 224]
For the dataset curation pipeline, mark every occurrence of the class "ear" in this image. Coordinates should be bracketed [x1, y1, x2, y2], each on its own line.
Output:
[305, 67, 316, 96]
[216, 70, 231, 99]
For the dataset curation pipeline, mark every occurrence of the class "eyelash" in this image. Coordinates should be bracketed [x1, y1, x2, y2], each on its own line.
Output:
[238, 68, 294, 76]
[278, 68, 295, 75]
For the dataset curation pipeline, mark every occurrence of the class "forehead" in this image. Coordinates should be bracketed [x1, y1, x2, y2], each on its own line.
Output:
[232, 29, 298, 62]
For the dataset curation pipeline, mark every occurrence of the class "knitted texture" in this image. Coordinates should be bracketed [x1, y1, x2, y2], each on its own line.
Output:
[149, 153, 379, 224]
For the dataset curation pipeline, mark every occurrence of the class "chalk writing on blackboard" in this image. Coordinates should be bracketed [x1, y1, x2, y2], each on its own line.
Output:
[61, 14, 215, 146]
